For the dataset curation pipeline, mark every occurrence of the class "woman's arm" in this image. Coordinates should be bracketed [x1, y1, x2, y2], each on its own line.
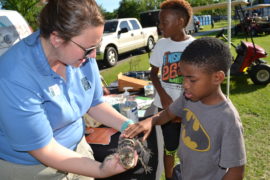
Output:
[222, 166, 245, 180]
[29, 138, 128, 178]
[87, 102, 128, 131]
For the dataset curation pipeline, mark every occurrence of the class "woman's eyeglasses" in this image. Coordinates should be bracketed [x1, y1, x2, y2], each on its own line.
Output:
[70, 39, 100, 59]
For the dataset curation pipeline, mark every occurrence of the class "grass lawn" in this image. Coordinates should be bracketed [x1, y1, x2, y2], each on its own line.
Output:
[100, 52, 151, 85]
[227, 76, 270, 180]
[100, 23, 270, 179]
[200, 19, 239, 32]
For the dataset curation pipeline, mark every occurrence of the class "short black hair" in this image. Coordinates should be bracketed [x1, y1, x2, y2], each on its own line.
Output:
[181, 37, 232, 74]
[160, 0, 193, 27]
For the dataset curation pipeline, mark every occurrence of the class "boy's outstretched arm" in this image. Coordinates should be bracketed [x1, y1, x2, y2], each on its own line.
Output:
[150, 65, 173, 109]
[123, 108, 177, 141]
[222, 166, 245, 180]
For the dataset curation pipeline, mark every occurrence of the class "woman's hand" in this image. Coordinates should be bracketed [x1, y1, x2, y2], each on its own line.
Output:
[122, 118, 153, 141]
[100, 152, 138, 177]
[30, 138, 138, 178]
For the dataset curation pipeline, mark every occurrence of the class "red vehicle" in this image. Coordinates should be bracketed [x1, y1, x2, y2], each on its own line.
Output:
[234, 16, 270, 36]
[217, 29, 270, 85]
[234, 4, 270, 36]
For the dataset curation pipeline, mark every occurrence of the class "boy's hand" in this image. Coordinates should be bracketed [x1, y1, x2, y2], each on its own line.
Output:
[122, 118, 153, 141]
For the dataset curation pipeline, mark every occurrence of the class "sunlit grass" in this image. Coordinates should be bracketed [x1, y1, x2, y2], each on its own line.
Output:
[224, 76, 270, 180]
[200, 19, 239, 32]
[100, 53, 151, 85]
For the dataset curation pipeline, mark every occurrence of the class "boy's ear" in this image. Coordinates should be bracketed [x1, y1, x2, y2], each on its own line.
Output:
[178, 17, 185, 27]
[175, 14, 185, 27]
[213, 71, 225, 84]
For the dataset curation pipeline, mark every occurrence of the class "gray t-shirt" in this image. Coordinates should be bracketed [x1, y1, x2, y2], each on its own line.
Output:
[170, 95, 246, 180]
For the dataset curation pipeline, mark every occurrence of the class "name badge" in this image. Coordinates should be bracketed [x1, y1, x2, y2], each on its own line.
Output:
[81, 77, 91, 91]
[49, 84, 61, 97]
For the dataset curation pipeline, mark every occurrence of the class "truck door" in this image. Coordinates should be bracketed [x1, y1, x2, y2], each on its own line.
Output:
[129, 19, 145, 48]
[117, 20, 134, 53]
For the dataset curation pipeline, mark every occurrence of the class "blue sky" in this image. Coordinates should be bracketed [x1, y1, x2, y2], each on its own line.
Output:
[96, 0, 121, 12]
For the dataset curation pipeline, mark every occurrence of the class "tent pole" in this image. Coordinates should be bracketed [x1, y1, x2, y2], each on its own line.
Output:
[226, 0, 232, 98]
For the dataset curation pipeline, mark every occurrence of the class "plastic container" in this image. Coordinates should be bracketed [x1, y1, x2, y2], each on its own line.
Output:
[119, 87, 139, 122]
[144, 82, 154, 97]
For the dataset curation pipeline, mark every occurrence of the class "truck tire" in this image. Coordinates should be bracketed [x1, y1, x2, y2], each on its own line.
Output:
[104, 46, 118, 67]
[145, 37, 155, 52]
[249, 64, 270, 85]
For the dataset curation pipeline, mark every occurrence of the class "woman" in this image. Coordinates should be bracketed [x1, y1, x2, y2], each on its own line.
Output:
[0, 0, 135, 179]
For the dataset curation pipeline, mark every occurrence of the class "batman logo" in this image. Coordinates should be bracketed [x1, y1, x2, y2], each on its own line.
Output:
[181, 108, 210, 152]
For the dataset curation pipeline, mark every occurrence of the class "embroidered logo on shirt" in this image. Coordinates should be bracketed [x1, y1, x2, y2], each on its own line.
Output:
[81, 77, 91, 91]
[181, 108, 210, 152]
[49, 84, 61, 97]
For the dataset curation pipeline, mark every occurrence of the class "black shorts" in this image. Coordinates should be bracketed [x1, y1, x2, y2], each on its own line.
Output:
[172, 164, 182, 180]
[159, 108, 181, 152]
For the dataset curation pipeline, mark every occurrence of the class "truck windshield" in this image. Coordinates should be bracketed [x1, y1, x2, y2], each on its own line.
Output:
[104, 21, 118, 33]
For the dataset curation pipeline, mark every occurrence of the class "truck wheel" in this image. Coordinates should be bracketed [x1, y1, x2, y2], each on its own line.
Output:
[104, 46, 118, 67]
[249, 64, 270, 85]
[145, 37, 155, 52]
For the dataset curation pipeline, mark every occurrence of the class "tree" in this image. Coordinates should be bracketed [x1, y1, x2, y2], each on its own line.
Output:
[118, 0, 143, 19]
[140, 0, 164, 10]
[1, 0, 44, 30]
[117, 0, 166, 20]
[111, 0, 228, 21]
[98, 5, 118, 19]
[189, 0, 227, 17]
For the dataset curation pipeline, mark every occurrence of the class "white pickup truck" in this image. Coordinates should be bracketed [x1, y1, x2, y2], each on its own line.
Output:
[96, 18, 158, 67]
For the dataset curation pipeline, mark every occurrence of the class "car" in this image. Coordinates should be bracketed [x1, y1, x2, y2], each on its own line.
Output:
[185, 15, 200, 34]
[0, 9, 32, 56]
[193, 16, 200, 33]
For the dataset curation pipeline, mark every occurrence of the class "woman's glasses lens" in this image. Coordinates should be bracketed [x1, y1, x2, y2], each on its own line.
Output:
[70, 39, 100, 58]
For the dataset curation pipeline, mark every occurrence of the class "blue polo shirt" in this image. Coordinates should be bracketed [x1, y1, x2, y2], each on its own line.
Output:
[0, 31, 104, 165]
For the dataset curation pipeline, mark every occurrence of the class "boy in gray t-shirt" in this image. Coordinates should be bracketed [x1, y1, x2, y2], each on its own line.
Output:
[124, 37, 246, 180]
